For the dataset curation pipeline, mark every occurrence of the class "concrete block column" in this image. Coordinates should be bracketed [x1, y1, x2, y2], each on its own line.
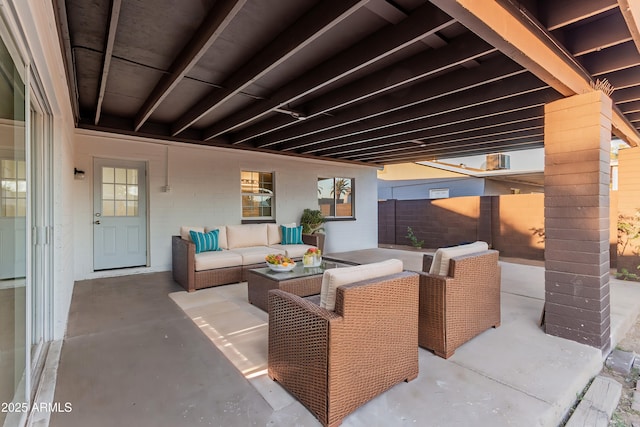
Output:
[544, 91, 612, 353]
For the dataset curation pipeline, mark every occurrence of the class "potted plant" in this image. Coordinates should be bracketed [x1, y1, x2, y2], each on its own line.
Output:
[300, 208, 326, 252]
[300, 208, 325, 234]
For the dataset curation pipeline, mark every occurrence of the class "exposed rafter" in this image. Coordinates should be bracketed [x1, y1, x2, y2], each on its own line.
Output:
[95, 0, 122, 125]
[355, 134, 544, 163]
[544, 0, 618, 30]
[58, 0, 640, 164]
[431, 0, 640, 146]
[232, 32, 496, 146]
[580, 41, 640, 76]
[200, 2, 455, 140]
[170, 0, 368, 135]
[134, 0, 248, 131]
[565, 12, 631, 56]
[267, 57, 530, 151]
[307, 103, 550, 157]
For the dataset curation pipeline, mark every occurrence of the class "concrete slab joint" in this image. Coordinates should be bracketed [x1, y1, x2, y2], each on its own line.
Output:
[544, 91, 613, 353]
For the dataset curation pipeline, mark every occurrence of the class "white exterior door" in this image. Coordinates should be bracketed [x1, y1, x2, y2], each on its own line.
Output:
[93, 158, 147, 270]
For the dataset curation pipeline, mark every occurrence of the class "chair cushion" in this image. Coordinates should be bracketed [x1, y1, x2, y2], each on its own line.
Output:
[229, 246, 285, 265]
[180, 226, 204, 242]
[269, 243, 316, 259]
[226, 224, 268, 248]
[189, 229, 221, 254]
[320, 259, 403, 311]
[194, 250, 243, 271]
[429, 241, 489, 276]
[281, 225, 303, 244]
[204, 225, 228, 249]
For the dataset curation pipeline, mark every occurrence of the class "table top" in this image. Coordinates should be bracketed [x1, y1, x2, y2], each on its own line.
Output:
[249, 260, 345, 281]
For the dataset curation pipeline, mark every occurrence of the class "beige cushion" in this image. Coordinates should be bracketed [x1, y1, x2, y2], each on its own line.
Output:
[229, 246, 285, 265]
[194, 250, 243, 271]
[180, 226, 204, 242]
[429, 241, 489, 276]
[267, 222, 296, 245]
[320, 259, 403, 311]
[204, 225, 228, 249]
[226, 224, 268, 249]
[269, 243, 315, 259]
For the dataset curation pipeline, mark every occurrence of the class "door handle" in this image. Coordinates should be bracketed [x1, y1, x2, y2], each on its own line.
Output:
[94, 220, 101, 225]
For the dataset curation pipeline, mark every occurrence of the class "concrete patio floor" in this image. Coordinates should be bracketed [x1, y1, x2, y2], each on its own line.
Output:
[48, 249, 640, 427]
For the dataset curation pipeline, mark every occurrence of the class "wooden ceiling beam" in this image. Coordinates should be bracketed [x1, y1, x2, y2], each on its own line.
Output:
[170, 0, 368, 136]
[430, 0, 640, 146]
[375, 141, 544, 164]
[231, 32, 496, 145]
[618, 0, 640, 54]
[311, 109, 545, 158]
[566, 12, 631, 56]
[607, 66, 640, 89]
[353, 134, 543, 163]
[543, 0, 618, 30]
[324, 118, 542, 159]
[134, 0, 247, 131]
[580, 41, 640, 76]
[94, 0, 122, 125]
[302, 89, 557, 155]
[270, 60, 539, 151]
[621, 100, 640, 113]
[200, 2, 455, 140]
[612, 85, 640, 103]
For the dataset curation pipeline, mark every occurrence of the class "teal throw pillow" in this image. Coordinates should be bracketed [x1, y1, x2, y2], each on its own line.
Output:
[281, 225, 303, 245]
[189, 229, 221, 254]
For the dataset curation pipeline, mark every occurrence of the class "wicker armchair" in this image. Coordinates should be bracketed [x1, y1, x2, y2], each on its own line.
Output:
[418, 249, 501, 359]
[268, 271, 419, 427]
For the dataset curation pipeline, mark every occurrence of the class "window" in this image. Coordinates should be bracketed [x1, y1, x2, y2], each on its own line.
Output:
[241, 171, 274, 219]
[101, 167, 139, 216]
[1, 159, 26, 217]
[318, 177, 354, 218]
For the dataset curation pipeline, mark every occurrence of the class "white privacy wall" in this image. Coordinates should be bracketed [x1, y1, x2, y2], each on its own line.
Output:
[73, 130, 379, 280]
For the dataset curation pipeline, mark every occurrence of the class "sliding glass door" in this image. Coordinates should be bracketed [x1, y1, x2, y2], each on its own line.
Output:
[0, 30, 27, 426]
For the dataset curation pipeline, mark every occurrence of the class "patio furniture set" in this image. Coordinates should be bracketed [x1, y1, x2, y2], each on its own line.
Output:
[172, 230, 501, 427]
[172, 223, 323, 292]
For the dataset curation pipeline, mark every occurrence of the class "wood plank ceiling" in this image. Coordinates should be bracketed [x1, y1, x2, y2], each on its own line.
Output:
[54, 0, 640, 165]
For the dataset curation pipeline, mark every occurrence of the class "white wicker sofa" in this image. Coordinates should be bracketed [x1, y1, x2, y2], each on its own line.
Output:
[172, 223, 320, 292]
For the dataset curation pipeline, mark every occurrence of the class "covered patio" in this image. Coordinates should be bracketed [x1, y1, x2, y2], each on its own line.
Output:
[47, 251, 640, 426]
[3, 0, 640, 426]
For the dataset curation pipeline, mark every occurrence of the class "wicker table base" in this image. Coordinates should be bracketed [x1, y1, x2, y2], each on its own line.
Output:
[247, 262, 344, 312]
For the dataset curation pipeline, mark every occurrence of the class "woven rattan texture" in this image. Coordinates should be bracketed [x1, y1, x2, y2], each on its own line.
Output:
[247, 272, 322, 311]
[268, 271, 419, 427]
[172, 236, 243, 292]
[418, 250, 501, 358]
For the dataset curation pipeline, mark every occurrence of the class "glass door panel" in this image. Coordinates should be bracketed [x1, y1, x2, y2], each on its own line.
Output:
[0, 31, 27, 425]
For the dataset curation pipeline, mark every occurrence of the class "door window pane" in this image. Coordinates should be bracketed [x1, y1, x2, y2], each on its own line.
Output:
[101, 167, 139, 217]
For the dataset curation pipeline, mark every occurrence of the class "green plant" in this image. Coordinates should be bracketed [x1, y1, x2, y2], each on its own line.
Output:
[615, 267, 640, 281]
[300, 208, 326, 234]
[406, 227, 424, 249]
[618, 211, 640, 257]
[617, 210, 640, 281]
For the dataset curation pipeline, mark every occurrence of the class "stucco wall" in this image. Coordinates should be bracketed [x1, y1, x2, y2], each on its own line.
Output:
[73, 130, 379, 280]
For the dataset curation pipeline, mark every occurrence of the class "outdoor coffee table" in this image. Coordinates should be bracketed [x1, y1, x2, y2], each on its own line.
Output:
[247, 261, 345, 312]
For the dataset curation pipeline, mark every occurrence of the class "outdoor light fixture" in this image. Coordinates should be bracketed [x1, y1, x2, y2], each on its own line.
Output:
[274, 107, 307, 120]
[74, 167, 85, 180]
